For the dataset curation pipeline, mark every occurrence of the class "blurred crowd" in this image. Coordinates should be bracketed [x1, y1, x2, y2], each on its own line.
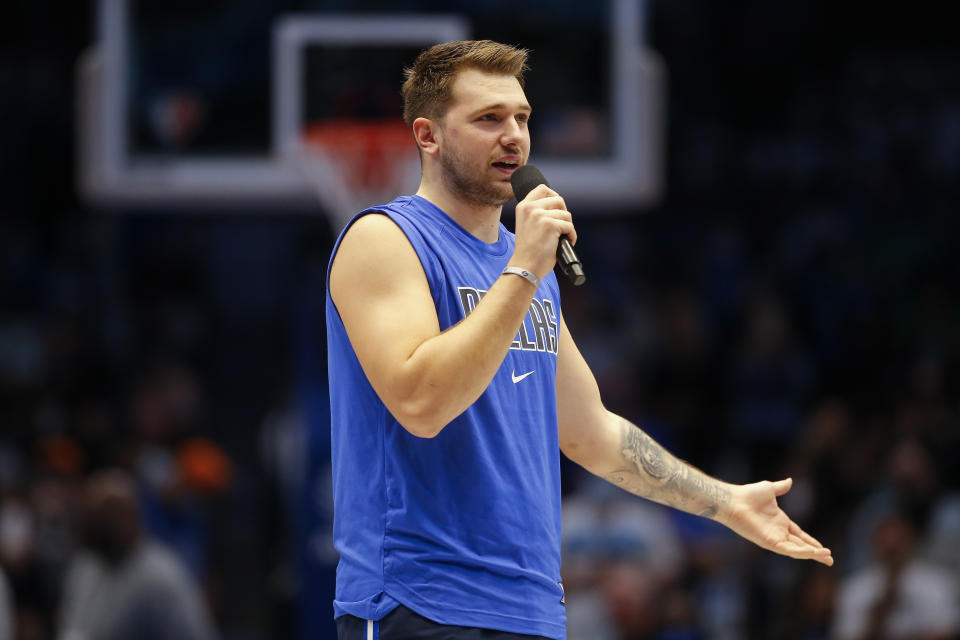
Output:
[2, 1, 960, 640]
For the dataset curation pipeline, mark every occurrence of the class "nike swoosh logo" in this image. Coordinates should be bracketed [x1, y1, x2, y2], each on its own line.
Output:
[511, 369, 536, 384]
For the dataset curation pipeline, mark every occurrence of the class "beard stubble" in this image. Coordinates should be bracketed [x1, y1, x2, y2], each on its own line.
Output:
[439, 143, 514, 207]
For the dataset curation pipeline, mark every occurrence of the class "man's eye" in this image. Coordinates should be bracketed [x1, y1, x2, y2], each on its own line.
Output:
[517, 114, 529, 124]
[479, 114, 499, 121]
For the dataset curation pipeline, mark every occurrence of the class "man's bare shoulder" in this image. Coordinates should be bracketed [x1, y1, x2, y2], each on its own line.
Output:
[339, 211, 408, 250]
[331, 212, 425, 302]
[334, 213, 416, 266]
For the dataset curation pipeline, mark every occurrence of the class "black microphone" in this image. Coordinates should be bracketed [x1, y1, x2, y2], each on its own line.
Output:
[510, 165, 586, 286]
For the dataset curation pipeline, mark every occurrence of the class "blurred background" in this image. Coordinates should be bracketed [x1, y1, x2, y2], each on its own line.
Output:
[1, 1, 959, 639]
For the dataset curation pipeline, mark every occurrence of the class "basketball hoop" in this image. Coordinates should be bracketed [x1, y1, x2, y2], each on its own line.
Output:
[295, 118, 421, 228]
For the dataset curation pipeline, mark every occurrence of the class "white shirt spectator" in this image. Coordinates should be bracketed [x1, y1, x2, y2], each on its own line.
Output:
[831, 559, 960, 640]
[58, 541, 216, 640]
[0, 566, 13, 640]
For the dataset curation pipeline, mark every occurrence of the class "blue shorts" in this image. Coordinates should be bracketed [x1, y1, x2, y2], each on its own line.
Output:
[335, 605, 553, 640]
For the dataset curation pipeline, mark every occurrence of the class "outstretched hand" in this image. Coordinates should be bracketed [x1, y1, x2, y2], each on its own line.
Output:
[720, 478, 833, 566]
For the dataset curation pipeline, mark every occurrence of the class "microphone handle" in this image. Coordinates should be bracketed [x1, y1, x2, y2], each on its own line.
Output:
[557, 237, 585, 286]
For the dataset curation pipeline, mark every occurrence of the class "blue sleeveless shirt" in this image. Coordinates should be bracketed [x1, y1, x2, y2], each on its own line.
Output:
[326, 195, 566, 639]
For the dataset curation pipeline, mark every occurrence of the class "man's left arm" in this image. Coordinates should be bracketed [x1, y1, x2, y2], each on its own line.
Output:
[555, 312, 833, 566]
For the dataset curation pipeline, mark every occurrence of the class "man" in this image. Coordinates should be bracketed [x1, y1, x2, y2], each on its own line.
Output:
[832, 509, 959, 640]
[327, 40, 832, 640]
[57, 470, 216, 640]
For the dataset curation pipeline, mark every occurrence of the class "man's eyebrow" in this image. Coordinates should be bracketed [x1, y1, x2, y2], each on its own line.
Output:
[471, 102, 533, 114]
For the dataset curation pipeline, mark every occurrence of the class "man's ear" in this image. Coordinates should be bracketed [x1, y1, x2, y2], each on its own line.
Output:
[412, 117, 441, 157]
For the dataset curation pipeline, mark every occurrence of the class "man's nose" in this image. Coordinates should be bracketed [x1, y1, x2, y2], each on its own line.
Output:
[500, 118, 525, 147]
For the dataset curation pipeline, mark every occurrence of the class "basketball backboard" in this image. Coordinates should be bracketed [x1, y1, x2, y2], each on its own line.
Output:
[78, 0, 665, 214]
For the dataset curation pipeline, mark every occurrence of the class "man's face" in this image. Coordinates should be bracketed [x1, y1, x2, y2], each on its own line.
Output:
[435, 68, 531, 207]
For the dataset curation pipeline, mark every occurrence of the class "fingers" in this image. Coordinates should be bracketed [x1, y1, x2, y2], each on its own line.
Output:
[776, 538, 835, 566]
[774, 539, 834, 565]
[547, 211, 577, 246]
[772, 519, 833, 566]
[772, 478, 793, 496]
[788, 523, 834, 566]
[526, 194, 567, 212]
[788, 520, 824, 549]
[772, 481, 834, 566]
[512, 185, 578, 274]
[516, 194, 577, 245]
[524, 183, 560, 201]
[535, 206, 572, 223]
[519, 188, 569, 220]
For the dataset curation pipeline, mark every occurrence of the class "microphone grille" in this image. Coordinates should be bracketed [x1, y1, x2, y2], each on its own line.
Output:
[510, 164, 549, 201]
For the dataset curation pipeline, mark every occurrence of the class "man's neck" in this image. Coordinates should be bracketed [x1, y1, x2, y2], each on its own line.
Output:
[415, 182, 502, 244]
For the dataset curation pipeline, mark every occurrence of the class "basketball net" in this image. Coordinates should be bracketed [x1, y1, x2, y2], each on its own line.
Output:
[296, 119, 422, 230]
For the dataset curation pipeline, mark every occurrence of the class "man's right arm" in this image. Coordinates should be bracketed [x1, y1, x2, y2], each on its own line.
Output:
[329, 213, 539, 438]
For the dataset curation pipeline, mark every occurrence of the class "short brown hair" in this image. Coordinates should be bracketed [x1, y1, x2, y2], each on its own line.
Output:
[401, 40, 529, 129]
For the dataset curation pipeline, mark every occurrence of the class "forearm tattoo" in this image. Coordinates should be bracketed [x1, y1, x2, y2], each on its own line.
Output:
[604, 419, 732, 519]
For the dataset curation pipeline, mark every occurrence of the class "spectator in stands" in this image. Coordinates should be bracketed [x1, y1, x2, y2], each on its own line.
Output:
[0, 566, 12, 640]
[57, 469, 217, 640]
[831, 507, 959, 640]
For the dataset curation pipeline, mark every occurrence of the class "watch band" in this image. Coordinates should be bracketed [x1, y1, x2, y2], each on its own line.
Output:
[502, 265, 540, 289]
